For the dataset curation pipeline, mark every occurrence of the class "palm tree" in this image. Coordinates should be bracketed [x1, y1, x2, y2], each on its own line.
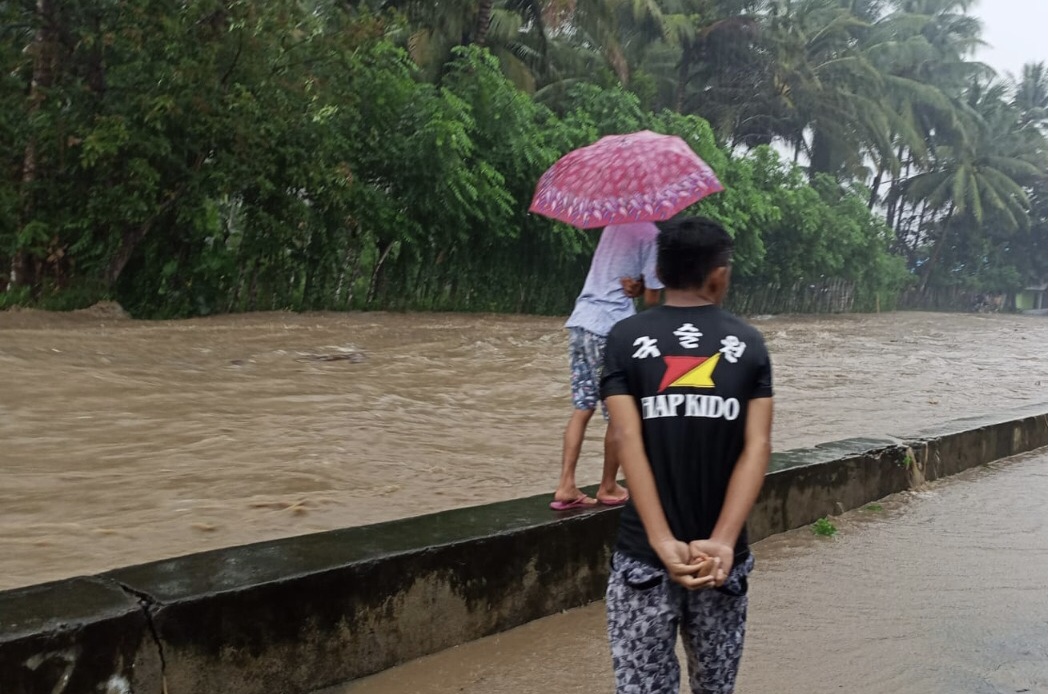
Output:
[555, 0, 664, 85]
[739, 0, 895, 178]
[547, 0, 756, 94]
[370, 0, 552, 89]
[865, 0, 992, 242]
[902, 80, 1045, 290]
[860, 1, 982, 210]
[662, 0, 762, 114]
[1013, 61, 1048, 131]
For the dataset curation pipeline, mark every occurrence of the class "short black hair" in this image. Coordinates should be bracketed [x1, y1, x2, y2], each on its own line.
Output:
[655, 216, 734, 290]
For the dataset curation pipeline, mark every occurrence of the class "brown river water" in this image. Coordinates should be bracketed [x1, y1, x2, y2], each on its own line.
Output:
[1, 306, 1047, 591]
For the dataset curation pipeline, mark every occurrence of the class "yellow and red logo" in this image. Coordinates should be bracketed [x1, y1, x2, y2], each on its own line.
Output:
[657, 354, 721, 392]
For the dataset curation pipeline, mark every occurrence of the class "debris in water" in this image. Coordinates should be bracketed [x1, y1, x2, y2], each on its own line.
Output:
[297, 351, 367, 363]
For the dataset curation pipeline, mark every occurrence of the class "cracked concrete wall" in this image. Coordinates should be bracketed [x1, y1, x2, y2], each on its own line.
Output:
[0, 578, 163, 694]
[2, 404, 1046, 694]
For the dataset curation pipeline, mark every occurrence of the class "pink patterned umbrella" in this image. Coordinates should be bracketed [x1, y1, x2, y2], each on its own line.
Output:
[529, 130, 724, 229]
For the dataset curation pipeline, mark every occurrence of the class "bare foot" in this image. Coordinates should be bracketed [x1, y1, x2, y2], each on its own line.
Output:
[553, 487, 598, 505]
[550, 489, 598, 511]
[596, 483, 629, 505]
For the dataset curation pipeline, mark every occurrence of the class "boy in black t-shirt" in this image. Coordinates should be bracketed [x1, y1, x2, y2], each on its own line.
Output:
[600, 216, 773, 693]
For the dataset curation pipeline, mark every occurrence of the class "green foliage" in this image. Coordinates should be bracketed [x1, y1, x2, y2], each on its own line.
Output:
[371, 46, 590, 313]
[4, 0, 1029, 318]
[811, 517, 839, 537]
[557, 83, 650, 140]
[569, 0, 1048, 297]
[695, 147, 909, 303]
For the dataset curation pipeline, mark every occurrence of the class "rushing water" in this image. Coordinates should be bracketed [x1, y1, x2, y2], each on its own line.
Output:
[1, 305, 1047, 590]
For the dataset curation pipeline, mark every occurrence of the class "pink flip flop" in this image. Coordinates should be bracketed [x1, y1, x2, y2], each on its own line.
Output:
[549, 495, 598, 511]
[597, 494, 630, 507]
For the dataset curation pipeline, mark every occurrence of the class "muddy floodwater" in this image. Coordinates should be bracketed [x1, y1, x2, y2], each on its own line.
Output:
[2, 306, 1047, 590]
[335, 449, 1048, 694]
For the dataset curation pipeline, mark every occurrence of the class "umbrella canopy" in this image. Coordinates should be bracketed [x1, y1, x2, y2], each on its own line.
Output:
[529, 130, 723, 229]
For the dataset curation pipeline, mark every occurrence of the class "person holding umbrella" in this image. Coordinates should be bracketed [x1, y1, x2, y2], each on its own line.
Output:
[530, 131, 724, 511]
[550, 222, 664, 510]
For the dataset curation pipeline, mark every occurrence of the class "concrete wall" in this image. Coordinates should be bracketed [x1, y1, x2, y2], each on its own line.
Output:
[2, 404, 1046, 694]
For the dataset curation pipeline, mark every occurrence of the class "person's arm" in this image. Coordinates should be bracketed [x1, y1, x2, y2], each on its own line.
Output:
[690, 396, 773, 584]
[639, 232, 663, 308]
[620, 276, 644, 298]
[620, 277, 662, 307]
[605, 395, 716, 590]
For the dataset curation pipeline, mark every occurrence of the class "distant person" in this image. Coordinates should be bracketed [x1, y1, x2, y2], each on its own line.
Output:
[550, 222, 663, 510]
[600, 216, 773, 693]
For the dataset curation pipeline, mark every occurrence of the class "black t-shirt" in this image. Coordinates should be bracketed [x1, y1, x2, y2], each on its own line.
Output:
[600, 304, 773, 567]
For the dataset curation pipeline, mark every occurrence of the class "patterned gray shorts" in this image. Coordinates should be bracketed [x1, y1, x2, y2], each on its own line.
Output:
[606, 551, 755, 694]
[569, 327, 608, 417]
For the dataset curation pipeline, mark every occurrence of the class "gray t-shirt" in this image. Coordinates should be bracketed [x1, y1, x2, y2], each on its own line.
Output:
[565, 223, 663, 337]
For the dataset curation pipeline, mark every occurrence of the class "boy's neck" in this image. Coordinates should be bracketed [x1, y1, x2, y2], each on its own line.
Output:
[663, 286, 720, 307]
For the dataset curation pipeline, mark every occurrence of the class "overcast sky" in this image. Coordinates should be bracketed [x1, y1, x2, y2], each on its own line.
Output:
[973, 0, 1048, 79]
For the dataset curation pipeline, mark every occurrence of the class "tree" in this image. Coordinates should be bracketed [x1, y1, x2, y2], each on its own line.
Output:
[3, 0, 1033, 315]
[902, 80, 1046, 291]
[372, 0, 553, 90]
[1013, 61, 1048, 132]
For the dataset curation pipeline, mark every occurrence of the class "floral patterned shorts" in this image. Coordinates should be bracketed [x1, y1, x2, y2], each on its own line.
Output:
[606, 551, 755, 694]
[569, 327, 608, 418]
